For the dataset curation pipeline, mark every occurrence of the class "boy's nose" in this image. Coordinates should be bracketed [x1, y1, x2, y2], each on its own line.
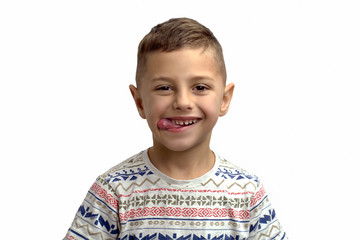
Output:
[173, 90, 193, 110]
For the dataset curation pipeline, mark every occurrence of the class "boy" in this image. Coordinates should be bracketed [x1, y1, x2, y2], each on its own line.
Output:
[64, 18, 287, 240]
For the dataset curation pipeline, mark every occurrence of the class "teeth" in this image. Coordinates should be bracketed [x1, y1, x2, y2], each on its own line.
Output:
[171, 119, 198, 126]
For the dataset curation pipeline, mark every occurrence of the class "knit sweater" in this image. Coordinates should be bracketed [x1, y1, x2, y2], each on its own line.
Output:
[64, 150, 287, 240]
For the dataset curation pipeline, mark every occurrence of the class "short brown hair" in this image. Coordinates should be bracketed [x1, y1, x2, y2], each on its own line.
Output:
[135, 18, 226, 87]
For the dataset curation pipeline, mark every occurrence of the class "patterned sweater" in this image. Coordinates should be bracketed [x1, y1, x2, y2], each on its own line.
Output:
[64, 150, 287, 240]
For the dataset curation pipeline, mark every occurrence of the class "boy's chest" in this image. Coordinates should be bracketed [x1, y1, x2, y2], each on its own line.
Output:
[117, 184, 253, 239]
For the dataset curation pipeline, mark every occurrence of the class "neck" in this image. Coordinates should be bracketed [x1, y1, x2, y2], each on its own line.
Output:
[148, 144, 215, 180]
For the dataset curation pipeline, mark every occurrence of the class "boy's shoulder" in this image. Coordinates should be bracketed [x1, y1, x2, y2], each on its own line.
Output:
[99, 150, 151, 182]
[101, 151, 146, 174]
[216, 154, 260, 186]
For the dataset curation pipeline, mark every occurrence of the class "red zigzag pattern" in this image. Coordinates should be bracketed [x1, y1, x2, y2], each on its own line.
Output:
[90, 182, 119, 210]
[250, 185, 266, 207]
[119, 207, 250, 222]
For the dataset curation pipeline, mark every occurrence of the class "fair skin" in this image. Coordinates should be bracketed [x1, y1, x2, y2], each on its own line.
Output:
[130, 47, 234, 180]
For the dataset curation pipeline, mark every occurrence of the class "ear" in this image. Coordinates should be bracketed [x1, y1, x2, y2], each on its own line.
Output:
[219, 83, 235, 116]
[129, 84, 146, 119]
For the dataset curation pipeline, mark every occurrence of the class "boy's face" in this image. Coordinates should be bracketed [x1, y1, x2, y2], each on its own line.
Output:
[130, 48, 234, 153]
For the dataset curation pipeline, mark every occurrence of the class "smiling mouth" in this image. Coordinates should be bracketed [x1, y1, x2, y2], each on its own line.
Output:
[171, 119, 198, 126]
[157, 118, 199, 130]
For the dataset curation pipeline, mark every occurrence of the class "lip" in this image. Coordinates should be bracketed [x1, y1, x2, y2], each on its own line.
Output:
[167, 116, 201, 121]
[161, 116, 201, 133]
[166, 121, 199, 132]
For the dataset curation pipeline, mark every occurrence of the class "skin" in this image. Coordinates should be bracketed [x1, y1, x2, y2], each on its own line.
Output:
[130, 47, 234, 180]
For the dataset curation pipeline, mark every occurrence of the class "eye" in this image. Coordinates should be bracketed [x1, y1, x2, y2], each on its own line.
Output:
[193, 85, 209, 91]
[156, 85, 172, 91]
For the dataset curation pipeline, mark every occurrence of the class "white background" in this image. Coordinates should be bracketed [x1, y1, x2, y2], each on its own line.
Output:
[1, 0, 359, 239]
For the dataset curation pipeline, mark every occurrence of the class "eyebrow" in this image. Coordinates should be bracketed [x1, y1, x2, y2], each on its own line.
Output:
[151, 75, 215, 83]
[151, 77, 172, 82]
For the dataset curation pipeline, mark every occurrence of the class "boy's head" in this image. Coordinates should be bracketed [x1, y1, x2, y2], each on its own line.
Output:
[130, 18, 234, 153]
[135, 18, 226, 88]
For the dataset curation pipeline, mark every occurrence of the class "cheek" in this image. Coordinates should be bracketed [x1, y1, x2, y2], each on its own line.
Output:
[201, 97, 223, 119]
[144, 96, 168, 120]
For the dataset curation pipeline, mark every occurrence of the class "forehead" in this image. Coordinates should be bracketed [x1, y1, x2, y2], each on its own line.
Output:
[142, 48, 222, 82]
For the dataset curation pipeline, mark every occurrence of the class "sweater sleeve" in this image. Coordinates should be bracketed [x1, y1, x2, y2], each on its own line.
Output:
[64, 176, 120, 240]
[248, 181, 287, 240]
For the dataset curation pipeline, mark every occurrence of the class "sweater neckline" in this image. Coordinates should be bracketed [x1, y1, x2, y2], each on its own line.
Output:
[142, 149, 219, 188]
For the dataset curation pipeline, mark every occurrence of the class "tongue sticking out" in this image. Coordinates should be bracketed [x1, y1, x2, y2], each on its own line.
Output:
[157, 119, 181, 130]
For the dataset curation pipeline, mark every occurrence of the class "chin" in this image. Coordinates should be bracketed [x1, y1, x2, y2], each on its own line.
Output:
[161, 138, 210, 153]
[162, 143, 194, 153]
[153, 131, 212, 153]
